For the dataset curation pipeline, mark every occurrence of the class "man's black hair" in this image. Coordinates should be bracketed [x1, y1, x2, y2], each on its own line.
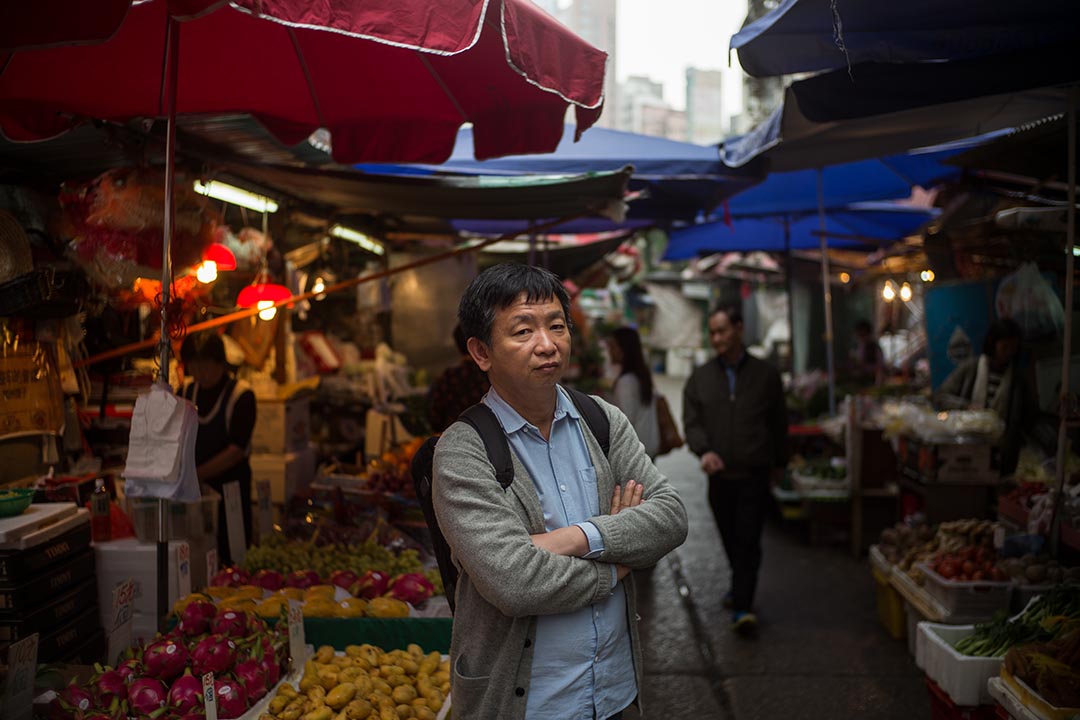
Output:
[709, 303, 743, 326]
[458, 263, 572, 346]
[452, 324, 469, 356]
[983, 317, 1022, 357]
[184, 332, 227, 366]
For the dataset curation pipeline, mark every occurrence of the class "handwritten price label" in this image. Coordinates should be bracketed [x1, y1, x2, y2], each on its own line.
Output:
[202, 672, 218, 720]
[288, 604, 306, 672]
[5, 633, 38, 720]
[177, 541, 191, 596]
[206, 548, 219, 583]
[107, 579, 135, 666]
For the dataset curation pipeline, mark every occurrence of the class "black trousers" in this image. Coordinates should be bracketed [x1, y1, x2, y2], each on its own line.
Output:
[708, 470, 770, 614]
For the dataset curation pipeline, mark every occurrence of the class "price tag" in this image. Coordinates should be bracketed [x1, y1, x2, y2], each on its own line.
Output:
[107, 579, 135, 666]
[288, 604, 306, 672]
[223, 481, 246, 566]
[206, 548, 219, 583]
[177, 542, 192, 597]
[994, 524, 1006, 550]
[256, 479, 273, 541]
[202, 672, 218, 720]
[5, 633, 38, 720]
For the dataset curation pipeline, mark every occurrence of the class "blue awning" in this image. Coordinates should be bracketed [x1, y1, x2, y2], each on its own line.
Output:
[663, 204, 937, 260]
[357, 124, 765, 220]
[731, 0, 1080, 78]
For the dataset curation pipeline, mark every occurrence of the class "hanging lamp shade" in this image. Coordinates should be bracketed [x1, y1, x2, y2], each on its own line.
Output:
[203, 243, 237, 271]
[237, 282, 291, 308]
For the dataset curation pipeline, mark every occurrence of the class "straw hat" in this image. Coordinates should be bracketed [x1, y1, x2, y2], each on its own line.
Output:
[0, 210, 33, 284]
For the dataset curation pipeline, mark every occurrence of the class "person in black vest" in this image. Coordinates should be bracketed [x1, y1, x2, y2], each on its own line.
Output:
[683, 304, 788, 636]
[180, 333, 255, 565]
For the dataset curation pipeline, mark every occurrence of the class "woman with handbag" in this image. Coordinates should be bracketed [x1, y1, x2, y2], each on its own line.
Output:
[607, 327, 662, 458]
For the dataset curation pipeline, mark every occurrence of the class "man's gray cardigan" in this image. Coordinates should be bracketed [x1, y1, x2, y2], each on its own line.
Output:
[432, 393, 688, 719]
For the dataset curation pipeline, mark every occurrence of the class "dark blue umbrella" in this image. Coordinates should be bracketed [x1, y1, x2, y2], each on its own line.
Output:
[731, 0, 1080, 78]
[663, 203, 937, 260]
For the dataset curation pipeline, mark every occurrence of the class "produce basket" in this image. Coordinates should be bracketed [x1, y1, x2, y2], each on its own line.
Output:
[0, 489, 35, 518]
[918, 562, 1013, 620]
[874, 564, 906, 641]
[916, 622, 1005, 707]
[1000, 667, 1080, 720]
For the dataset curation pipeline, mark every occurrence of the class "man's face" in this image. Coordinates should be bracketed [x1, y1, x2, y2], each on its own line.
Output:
[708, 311, 743, 357]
[469, 293, 570, 397]
[191, 358, 225, 387]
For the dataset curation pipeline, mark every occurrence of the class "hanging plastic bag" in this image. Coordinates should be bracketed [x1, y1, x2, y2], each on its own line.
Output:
[995, 262, 1065, 340]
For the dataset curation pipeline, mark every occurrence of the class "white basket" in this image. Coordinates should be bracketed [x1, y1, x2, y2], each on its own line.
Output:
[915, 622, 1002, 707]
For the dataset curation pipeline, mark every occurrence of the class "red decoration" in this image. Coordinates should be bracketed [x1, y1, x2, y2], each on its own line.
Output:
[203, 243, 236, 271]
[237, 283, 291, 308]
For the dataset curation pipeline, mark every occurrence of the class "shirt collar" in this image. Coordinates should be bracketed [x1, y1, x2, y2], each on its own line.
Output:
[717, 350, 747, 370]
[484, 385, 579, 434]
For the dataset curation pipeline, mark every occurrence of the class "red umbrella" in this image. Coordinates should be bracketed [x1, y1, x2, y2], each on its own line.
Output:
[0, 0, 607, 162]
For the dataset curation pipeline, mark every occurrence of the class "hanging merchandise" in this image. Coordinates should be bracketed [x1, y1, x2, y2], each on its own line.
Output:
[995, 262, 1066, 341]
[58, 168, 222, 288]
[122, 383, 201, 502]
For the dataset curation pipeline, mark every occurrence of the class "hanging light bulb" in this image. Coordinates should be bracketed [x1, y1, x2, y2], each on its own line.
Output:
[920, 269, 935, 283]
[900, 282, 913, 302]
[257, 300, 277, 321]
[839, 272, 851, 284]
[882, 281, 896, 302]
[195, 260, 218, 283]
[312, 276, 326, 301]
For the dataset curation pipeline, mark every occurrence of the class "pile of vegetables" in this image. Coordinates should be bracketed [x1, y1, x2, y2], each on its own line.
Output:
[929, 544, 1006, 583]
[878, 522, 937, 575]
[261, 642, 449, 720]
[1001, 586, 1080, 707]
[954, 586, 1080, 657]
[49, 601, 290, 719]
[998, 555, 1080, 586]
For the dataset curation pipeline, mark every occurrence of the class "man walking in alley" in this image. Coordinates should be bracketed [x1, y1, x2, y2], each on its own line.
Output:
[433, 263, 688, 719]
[683, 304, 787, 636]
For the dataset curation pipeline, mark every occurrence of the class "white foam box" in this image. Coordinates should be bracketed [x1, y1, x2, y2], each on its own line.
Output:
[94, 539, 189, 631]
[250, 397, 311, 455]
[915, 621, 1003, 707]
[250, 444, 316, 504]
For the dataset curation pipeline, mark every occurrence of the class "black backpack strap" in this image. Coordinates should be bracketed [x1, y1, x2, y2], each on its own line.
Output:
[459, 403, 515, 489]
[409, 436, 458, 614]
[565, 387, 610, 457]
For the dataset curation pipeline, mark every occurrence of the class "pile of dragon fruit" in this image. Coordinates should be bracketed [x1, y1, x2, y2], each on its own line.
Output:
[211, 565, 436, 605]
[49, 600, 289, 720]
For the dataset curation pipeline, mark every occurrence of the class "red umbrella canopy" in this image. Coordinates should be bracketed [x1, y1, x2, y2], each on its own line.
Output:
[0, 0, 607, 163]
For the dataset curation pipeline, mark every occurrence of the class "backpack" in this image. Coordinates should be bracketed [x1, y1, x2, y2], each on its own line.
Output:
[411, 388, 610, 614]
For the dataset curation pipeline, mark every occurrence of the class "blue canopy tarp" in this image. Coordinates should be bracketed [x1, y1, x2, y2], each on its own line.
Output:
[731, 0, 1080, 78]
[357, 125, 765, 220]
[722, 47, 1072, 171]
[663, 203, 936, 260]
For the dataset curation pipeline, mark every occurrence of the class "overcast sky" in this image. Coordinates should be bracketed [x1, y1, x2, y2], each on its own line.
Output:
[616, 0, 749, 125]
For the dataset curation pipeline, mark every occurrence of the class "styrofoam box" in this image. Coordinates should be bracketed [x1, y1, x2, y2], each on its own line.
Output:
[915, 622, 1002, 707]
[94, 539, 188, 631]
[917, 562, 1012, 619]
[250, 444, 316, 504]
[250, 397, 311, 455]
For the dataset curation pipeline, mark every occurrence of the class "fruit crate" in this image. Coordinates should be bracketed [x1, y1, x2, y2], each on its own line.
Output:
[916, 622, 1005, 707]
[926, 677, 998, 720]
[917, 562, 1012, 620]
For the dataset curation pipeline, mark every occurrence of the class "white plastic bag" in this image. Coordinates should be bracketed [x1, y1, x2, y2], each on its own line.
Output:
[995, 262, 1065, 339]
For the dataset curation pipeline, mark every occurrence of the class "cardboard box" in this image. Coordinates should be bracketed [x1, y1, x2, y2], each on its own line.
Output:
[899, 437, 996, 484]
[250, 445, 316, 504]
[250, 397, 311, 455]
[94, 539, 188, 629]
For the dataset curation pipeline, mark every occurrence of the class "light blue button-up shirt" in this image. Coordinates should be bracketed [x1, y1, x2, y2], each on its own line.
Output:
[484, 386, 636, 720]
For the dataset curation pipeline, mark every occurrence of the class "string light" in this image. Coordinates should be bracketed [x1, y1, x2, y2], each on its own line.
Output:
[839, 272, 851, 284]
[920, 269, 935, 282]
[900, 282, 913, 302]
[882, 282, 896, 302]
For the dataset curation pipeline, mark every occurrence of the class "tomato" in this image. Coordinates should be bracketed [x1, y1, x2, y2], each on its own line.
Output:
[991, 568, 1007, 582]
[962, 561, 976, 575]
[939, 561, 959, 579]
[973, 570, 987, 581]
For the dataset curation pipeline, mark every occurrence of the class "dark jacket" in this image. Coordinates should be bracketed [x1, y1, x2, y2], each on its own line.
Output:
[683, 353, 788, 475]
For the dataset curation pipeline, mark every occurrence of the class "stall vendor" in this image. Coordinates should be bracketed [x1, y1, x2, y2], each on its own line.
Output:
[180, 333, 255, 564]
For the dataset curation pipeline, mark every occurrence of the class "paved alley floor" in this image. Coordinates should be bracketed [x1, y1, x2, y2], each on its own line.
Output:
[628, 376, 928, 719]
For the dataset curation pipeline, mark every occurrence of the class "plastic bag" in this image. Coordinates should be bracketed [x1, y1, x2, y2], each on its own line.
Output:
[995, 262, 1065, 340]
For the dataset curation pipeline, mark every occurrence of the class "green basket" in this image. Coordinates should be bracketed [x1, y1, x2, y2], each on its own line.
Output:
[0, 489, 35, 517]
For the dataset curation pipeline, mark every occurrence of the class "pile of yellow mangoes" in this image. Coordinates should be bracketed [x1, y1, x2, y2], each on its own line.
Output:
[260, 643, 449, 720]
[176, 585, 411, 621]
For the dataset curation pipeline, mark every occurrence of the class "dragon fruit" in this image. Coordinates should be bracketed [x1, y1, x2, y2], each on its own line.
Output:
[168, 673, 204, 713]
[91, 665, 128, 709]
[285, 569, 322, 589]
[178, 599, 218, 636]
[116, 657, 144, 683]
[213, 679, 249, 719]
[259, 654, 282, 687]
[234, 659, 268, 701]
[191, 634, 238, 676]
[329, 569, 359, 589]
[211, 609, 250, 638]
[128, 677, 167, 716]
[387, 572, 435, 604]
[144, 638, 189, 682]
[58, 684, 94, 714]
[252, 569, 284, 590]
[178, 712, 207, 720]
[350, 569, 390, 599]
[210, 566, 250, 587]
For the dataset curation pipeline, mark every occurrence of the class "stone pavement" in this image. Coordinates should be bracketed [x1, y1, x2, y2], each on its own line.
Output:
[626, 376, 929, 719]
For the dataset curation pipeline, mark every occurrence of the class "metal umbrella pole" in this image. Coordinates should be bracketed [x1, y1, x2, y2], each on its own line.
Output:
[818, 169, 837, 416]
[156, 17, 180, 629]
[1050, 84, 1078, 554]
